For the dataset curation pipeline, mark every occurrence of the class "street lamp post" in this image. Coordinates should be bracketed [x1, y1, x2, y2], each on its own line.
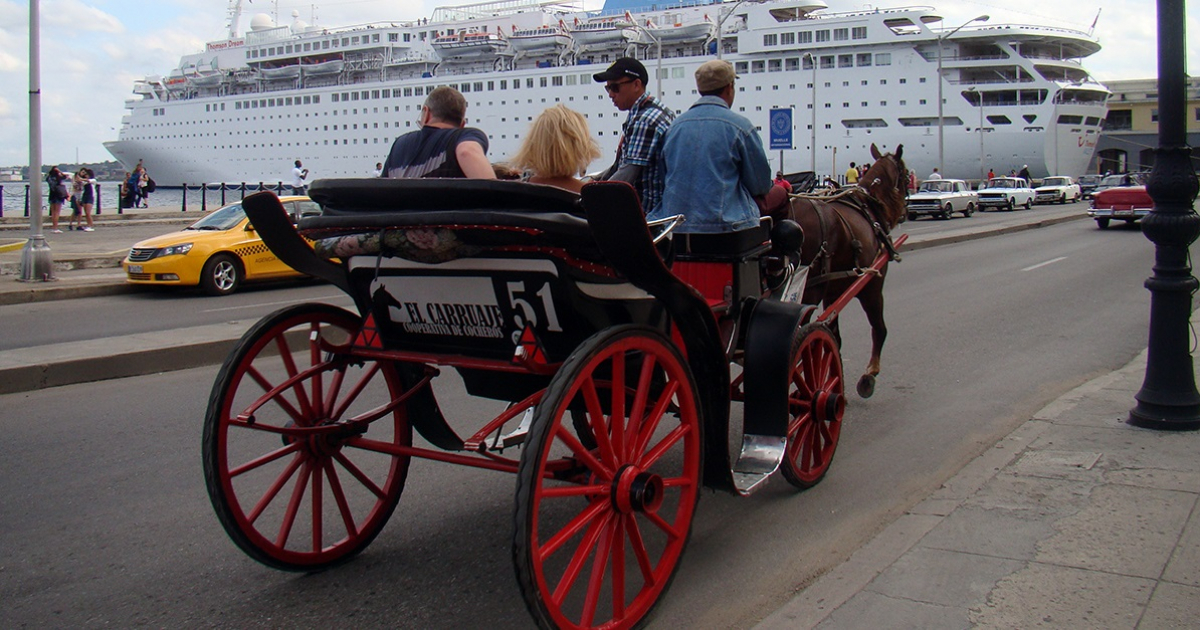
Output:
[1128, 0, 1200, 430]
[715, 0, 752, 60]
[936, 14, 988, 176]
[804, 53, 817, 172]
[968, 86, 984, 181]
[20, 0, 54, 282]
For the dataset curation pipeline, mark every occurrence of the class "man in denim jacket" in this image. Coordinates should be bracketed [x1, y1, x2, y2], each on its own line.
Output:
[652, 59, 772, 233]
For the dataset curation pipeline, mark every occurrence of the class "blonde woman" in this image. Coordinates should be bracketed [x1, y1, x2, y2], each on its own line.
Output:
[510, 104, 601, 193]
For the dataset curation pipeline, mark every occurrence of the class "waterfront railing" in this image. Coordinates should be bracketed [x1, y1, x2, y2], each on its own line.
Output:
[0, 182, 286, 218]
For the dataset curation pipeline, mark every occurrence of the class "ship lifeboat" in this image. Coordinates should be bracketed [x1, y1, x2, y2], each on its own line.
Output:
[432, 30, 505, 59]
[508, 23, 572, 52]
[260, 64, 302, 80]
[188, 72, 224, 87]
[302, 59, 345, 76]
[569, 15, 638, 47]
[647, 16, 716, 43]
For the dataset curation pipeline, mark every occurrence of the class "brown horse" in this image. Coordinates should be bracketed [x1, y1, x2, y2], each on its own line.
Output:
[783, 143, 907, 398]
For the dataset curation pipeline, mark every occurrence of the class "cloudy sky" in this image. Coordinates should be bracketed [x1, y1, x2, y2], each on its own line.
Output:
[0, 0, 1194, 167]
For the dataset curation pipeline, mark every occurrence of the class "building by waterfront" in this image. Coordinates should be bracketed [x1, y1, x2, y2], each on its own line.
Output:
[1091, 77, 1200, 175]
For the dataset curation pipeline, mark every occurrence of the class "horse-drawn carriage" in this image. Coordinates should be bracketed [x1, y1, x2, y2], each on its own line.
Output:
[202, 147, 907, 629]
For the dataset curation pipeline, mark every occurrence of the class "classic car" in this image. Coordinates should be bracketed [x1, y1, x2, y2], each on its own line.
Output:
[1088, 184, 1153, 229]
[906, 179, 978, 219]
[977, 177, 1036, 211]
[1034, 176, 1083, 204]
[1078, 174, 1103, 199]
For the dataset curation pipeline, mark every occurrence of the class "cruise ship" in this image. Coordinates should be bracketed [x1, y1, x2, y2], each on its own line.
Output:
[104, 0, 1110, 186]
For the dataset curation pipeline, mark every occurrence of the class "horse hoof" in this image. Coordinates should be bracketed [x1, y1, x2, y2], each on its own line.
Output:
[857, 374, 876, 398]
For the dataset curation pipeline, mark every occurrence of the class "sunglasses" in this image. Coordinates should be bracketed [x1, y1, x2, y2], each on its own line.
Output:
[604, 79, 635, 93]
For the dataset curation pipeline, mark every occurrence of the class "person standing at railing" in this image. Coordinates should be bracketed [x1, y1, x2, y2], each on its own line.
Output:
[45, 166, 69, 233]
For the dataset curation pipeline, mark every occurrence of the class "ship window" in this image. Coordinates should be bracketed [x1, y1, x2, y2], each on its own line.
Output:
[388, 33, 398, 42]
[899, 78, 906, 84]
[540, 77, 548, 87]
[852, 27, 867, 39]
[838, 55, 852, 68]
[857, 53, 871, 67]
[735, 62, 749, 74]
[781, 32, 795, 45]
[372, 90, 381, 99]
[986, 115, 1012, 125]
[752, 61, 765, 73]
[462, 83, 471, 93]
[768, 59, 782, 72]
[551, 76, 563, 87]
[526, 78, 534, 88]
[342, 92, 349, 101]
[205, 104, 210, 112]
[512, 80, 519, 90]
[251, 50, 259, 58]
[373, 34, 380, 43]
[404, 88, 413, 96]
[285, 97, 293, 106]
[861, 101, 868, 107]
[1057, 114, 1083, 125]
[801, 56, 813, 70]
[786, 57, 800, 71]
[286, 45, 293, 53]
[815, 30, 830, 43]
[764, 34, 777, 46]
[899, 100, 906, 105]
[352, 36, 360, 45]
[1085, 116, 1101, 126]
[875, 53, 891, 66]
[842, 119, 888, 129]
[351, 92, 359, 101]
[834, 28, 848, 41]
[403, 33, 410, 42]
[499, 81, 506, 90]
[235, 102, 241, 110]
[313, 95, 319, 103]
[323, 41, 330, 49]
[342, 38, 349, 46]
[361, 91, 369, 100]
[798, 31, 812, 44]
[820, 56, 834, 69]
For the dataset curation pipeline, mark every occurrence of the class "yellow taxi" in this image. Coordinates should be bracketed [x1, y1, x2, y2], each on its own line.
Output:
[122, 196, 322, 296]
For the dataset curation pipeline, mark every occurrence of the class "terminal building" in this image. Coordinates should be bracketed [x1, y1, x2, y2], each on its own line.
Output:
[1091, 77, 1200, 175]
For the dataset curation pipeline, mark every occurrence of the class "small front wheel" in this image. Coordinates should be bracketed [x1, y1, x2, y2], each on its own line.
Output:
[1024, 198, 1033, 210]
[201, 253, 242, 296]
[514, 325, 702, 630]
[1096, 218, 1110, 229]
[780, 323, 844, 490]
[964, 203, 975, 217]
[203, 303, 412, 571]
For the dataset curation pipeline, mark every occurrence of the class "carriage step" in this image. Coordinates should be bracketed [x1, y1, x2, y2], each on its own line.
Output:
[492, 406, 535, 450]
[731, 434, 787, 496]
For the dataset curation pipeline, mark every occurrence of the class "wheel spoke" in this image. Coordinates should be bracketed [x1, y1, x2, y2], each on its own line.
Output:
[611, 514, 627, 620]
[311, 460, 324, 552]
[622, 353, 656, 461]
[551, 510, 612, 607]
[275, 460, 312, 548]
[631, 381, 679, 459]
[245, 365, 305, 426]
[309, 324, 325, 418]
[322, 367, 348, 425]
[323, 458, 358, 539]
[332, 451, 387, 500]
[330, 363, 382, 421]
[625, 514, 656, 585]
[540, 483, 610, 499]
[539, 498, 608, 562]
[274, 335, 314, 419]
[247, 452, 305, 524]
[580, 515, 616, 627]
[609, 350, 626, 462]
[638, 423, 692, 469]
[229, 440, 304, 478]
[553, 424, 613, 480]
[582, 376, 619, 470]
[644, 509, 681, 541]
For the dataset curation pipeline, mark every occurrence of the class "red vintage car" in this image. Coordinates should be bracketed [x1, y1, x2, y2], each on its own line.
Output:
[1087, 176, 1152, 229]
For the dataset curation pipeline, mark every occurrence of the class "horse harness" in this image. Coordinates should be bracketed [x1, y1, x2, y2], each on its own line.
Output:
[792, 184, 902, 287]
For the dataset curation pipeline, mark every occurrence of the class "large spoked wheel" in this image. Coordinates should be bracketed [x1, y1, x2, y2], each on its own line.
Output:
[780, 322, 845, 490]
[514, 325, 703, 630]
[203, 303, 412, 572]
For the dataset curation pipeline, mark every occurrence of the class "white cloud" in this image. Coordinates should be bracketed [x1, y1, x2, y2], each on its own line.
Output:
[42, 0, 124, 33]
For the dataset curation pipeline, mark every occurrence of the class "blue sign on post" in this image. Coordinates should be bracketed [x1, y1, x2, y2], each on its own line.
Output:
[769, 108, 793, 150]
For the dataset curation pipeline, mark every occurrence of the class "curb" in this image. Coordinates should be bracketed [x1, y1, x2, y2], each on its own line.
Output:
[0, 280, 137, 306]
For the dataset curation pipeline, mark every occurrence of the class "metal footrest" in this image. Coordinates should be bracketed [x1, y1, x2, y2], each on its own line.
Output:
[731, 434, 787, 496]
[491, 406, 535, 450]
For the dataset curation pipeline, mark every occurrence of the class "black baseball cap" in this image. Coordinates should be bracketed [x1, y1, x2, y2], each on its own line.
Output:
[593, 57, 649, 85]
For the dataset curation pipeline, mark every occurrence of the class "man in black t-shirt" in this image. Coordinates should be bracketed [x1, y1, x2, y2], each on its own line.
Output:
[381, 86, 496, 179]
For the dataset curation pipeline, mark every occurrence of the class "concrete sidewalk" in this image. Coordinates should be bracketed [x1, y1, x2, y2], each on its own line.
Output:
[757, 347, 1200, 629]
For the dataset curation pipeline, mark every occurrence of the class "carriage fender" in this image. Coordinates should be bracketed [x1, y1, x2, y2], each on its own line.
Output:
[743, 299, 815, 438]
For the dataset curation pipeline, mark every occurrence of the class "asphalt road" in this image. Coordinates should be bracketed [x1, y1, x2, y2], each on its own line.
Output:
[0, 217, 1174, 628]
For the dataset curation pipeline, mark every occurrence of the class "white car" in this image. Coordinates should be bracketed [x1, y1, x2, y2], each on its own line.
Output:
[1035, 176, 1083, 204]
[906, 179, 978, 219]
[977, 177, 1036, 211]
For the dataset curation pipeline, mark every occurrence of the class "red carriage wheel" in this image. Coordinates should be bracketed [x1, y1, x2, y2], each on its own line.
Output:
[203, 303, 412, 571]
[514, 326, 703, 629]
[780, 323, 845, 490]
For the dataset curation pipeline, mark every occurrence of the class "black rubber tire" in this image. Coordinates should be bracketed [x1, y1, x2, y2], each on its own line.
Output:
[1024, 198, 1033, 210]
[1006, 198, 1015, 211]
[942, 203, 953, 220]
[964, 203, 975, 217]
[513, 325, 702, 630]
[203, 303, 411, 572]
[201, 253, 242, 296]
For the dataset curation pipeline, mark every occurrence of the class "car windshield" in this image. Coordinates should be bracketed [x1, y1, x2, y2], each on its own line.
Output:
[186, 203, 246, 231]
[1042, 177, 1069, 186]
[920, 181, 953, 193]
[987, 179, 1015, 189]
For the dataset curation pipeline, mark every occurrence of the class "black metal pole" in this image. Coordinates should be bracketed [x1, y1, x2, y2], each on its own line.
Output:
[201, 184, 207, 212]
[1129, 0, 1200, 430]
[95, 183, 101, 215]
[221, 183, 226, 206]
[182, 184, 187, 212]
[0, 184, 4, 217]
[24, 183, 30, 217]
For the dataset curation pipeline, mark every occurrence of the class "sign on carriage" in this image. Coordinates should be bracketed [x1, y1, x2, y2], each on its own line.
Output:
[769, 107, 793, 150]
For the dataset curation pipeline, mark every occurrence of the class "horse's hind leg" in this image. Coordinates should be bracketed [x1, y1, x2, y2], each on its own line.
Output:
[855, 279, 887, 398]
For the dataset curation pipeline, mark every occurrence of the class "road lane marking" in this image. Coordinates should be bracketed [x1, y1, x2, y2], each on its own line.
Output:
[202, 293, 351, 313]
[1022, 256, 1067, 272]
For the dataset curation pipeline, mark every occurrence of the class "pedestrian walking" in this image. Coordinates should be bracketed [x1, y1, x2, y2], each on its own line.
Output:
[291, 160, 310, 194]
[928, 167, 942, 180]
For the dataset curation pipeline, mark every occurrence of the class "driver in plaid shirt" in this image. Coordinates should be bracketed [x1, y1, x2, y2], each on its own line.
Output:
[593, 57, 675, 216]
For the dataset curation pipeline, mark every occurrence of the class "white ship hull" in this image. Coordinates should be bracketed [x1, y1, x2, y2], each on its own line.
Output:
[107, 0, 1109, 186]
